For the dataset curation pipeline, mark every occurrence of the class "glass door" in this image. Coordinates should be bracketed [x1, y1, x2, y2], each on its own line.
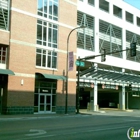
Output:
[39, 94, 52, 113]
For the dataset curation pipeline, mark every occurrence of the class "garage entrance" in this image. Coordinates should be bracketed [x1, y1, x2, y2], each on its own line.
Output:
[98, 90, 119, 108]
[78, 84, 120, 109]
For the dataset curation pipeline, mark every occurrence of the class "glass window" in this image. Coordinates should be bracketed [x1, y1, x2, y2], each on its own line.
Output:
[126, 11, 133, 23]
[113, 5, 122, 18]
[88, 0, 94, 6]
[38, 0, 58, 21]
[99, 0, 109, 12]
[137, 17, 140, 27]
[37, 20, 58, 48]
[36, 48, 57, 69]
[0, 45, 7, 64]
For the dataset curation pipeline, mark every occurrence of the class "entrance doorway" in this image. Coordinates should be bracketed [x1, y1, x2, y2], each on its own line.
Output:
[39, 94, 52, 113]
[34, 75, 57, 113]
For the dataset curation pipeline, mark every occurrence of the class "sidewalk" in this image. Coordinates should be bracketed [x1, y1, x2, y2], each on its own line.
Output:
[0, 108, 140, 120]
[79, 108, 140, 117]
[0, 113, 79, 121]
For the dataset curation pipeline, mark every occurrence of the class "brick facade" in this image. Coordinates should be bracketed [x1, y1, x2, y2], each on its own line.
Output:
[0, 0, 78, 114]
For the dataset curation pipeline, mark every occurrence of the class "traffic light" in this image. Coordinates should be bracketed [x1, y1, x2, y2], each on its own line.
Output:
[129, 83, 132, 91]
[101, 49, 106, 62]
[130, 42, 136, 57]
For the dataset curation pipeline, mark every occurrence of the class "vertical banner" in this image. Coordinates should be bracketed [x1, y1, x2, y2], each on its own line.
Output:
[68, 51, 74, 71]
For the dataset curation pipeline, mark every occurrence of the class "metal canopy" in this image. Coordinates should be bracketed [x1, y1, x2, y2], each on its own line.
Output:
[79, 67, 140, 84]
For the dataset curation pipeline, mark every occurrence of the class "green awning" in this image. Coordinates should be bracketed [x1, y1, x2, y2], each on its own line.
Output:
[37, 73, 66, 80]
[0, 69, 15, 75]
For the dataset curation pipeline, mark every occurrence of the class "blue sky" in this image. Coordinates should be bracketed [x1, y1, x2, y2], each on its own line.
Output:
[124, 0, 140, 10]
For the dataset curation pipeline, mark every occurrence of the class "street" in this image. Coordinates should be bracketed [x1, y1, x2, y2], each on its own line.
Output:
[0, 113, 140, 140]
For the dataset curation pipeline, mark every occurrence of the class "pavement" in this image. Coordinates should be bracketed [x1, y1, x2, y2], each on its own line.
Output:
[0, 108, 140, 120]
[80, 108, 140, 117]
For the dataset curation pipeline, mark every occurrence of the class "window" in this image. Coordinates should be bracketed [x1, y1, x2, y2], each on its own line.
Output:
[88, 0, 94, 6]
[113, 5, 122, 18]
[38, 0, 58, 21]
[126, 11, 133, 23]
[36, 48, 57, 69]
[37, 20, 58, 48]
[0, 0, 10, 30]
[137, 17, 140, 27]
[0, 45, 7, 64]
[99, 0, 109, 12]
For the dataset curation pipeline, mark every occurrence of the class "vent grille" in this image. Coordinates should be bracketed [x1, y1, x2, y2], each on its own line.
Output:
[126, 30, 140, 62]
[0, 0, 9, 30]
[77, 11, 94, 51]
[99, 20, 122, 58]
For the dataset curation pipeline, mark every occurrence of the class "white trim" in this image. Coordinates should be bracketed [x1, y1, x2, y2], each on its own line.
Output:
[0, 29, 9, 33]
[10, 39, 77, 55]
[64, 0, 77, 6]
[10, 39, 36, 47]
[14, 72, 35, 78]
[35, 66, 58, 71]
[11, 7, 75, 30]
[69, 78, 77, 82]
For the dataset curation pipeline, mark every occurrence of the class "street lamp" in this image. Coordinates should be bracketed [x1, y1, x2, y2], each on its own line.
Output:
[65, 25, 86, 114]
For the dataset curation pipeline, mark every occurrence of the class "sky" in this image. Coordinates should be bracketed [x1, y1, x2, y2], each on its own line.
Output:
[123, 0, 140, 10]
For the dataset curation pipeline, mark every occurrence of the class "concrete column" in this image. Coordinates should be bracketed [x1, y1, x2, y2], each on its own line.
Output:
[119, 85, 125, 110]
[122, 9, 126, 60]
[90, 89, 94, 111]
[94, 0, 99, 54]
[109, 1, 113, 16]
[94, 80, 98, 111]
[122, 28, 126, 60]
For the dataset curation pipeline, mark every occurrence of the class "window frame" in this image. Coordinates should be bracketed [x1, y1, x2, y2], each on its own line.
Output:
[126, 11, 133, 24]
[36, 48, 57, 69]
[0, 45, 7, 64]
[113, 5, 122, 19]
[88, 0, 94, 6]
[137, 17, 140, 27]
[37, 20, 58, 48]
[99, 0, 109, 13]
[37, 0, 58, 21]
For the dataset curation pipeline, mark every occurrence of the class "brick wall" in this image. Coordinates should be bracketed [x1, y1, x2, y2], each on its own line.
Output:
[0, 30, 9, 45]
[11, 0, 37, 14]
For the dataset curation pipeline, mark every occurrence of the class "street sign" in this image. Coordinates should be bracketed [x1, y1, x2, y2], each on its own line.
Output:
[75, 61, 85, 67]
[68, 52, 74, 71]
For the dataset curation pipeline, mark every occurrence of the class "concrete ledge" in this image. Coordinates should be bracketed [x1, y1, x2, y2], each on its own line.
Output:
[125, 109, 133, 112]
[80, 109, 106, 114]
